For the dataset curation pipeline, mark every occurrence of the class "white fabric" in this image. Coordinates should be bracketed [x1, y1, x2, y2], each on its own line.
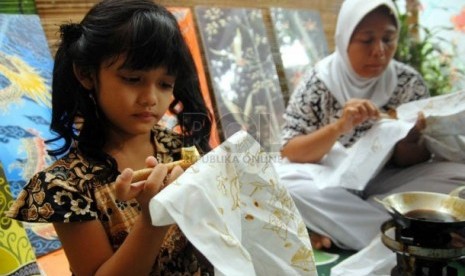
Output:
[149, 131, 317, 276]
[315, 0, 399, 106]
[277, 118, 413, 191]
[331, 234, 395, 276]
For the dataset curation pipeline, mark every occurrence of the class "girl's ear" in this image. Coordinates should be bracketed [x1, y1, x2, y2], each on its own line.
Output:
[73, 63, 94, 90]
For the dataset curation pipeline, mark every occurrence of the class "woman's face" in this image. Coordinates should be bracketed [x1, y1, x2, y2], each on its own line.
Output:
[347, 9, 398, 78]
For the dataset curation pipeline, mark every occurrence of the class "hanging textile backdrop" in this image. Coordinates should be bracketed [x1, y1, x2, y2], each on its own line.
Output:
[270, 7, 328, 94]
[0, 14, 62, 257]
[195, 6, 286, 152]
[0, 161, 41, 275]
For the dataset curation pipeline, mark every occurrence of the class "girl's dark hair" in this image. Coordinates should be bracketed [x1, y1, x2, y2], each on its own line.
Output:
[48, 0, 212, 160]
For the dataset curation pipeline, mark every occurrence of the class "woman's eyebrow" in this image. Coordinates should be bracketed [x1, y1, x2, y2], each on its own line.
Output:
[355, 28, 397, 35]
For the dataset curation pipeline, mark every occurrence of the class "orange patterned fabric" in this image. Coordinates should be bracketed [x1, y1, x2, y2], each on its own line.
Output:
[164, 7, 221, 147]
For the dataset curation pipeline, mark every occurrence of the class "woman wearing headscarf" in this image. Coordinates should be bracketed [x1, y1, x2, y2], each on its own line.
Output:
[279, 0, 465, 250]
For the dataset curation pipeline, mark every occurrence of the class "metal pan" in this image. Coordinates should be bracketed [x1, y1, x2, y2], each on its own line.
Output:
[382, 190, 465, 229]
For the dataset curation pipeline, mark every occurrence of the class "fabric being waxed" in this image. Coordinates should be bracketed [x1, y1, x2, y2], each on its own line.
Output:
[277, 118, 413, 192]
[149, 130, 317, 276]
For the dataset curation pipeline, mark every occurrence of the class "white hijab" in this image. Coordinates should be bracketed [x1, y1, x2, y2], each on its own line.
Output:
[316, 0, 400, 107]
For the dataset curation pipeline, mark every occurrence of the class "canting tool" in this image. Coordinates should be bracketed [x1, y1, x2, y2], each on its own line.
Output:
[131, 146, 200, 182]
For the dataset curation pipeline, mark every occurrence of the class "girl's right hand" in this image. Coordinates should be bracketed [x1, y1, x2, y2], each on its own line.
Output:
[115, 156, 183, 221]
[336, 99, 380, 133]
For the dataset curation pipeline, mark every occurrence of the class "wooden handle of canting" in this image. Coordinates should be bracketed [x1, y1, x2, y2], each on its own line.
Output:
[380, 108, 398, 120]
[131, 159, 191, 183]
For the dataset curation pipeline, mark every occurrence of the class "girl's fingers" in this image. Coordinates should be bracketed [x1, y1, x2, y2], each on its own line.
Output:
[115, 168, 141, 201]
[166, 165, 184, 185]
[116, 158, 184, 203]
[129, 156, 159, 183]
[145, 156, 158, 167]
[144, 164, 168, 196]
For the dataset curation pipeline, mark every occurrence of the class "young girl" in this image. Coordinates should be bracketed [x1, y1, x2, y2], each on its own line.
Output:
[7, 0, 214, 275]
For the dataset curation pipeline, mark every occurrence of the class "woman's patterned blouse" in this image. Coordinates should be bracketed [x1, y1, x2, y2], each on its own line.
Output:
[7, 125, 213, 275]
[282, 62, 429, 148]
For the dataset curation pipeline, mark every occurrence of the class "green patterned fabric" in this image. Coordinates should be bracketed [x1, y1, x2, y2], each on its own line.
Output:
[314, 248, 355, 276]
[314, 247, 465, 275]
[0, 162, 40, 275]
[0, 0, 36, 14]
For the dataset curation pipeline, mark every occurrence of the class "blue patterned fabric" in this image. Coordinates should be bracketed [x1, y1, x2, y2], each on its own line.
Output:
[0, 14, 61, 257]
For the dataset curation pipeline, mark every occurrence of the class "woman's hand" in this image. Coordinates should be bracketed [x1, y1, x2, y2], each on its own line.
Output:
[392, 112, 431, 167]
[282, 99, 380, 163]
[114, 156, 183, 221]
[335, 99, 380, 134]
[403, 111, 426, 143]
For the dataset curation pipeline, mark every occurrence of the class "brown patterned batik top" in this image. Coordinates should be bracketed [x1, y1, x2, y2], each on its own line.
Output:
[7, 125, 213, 275]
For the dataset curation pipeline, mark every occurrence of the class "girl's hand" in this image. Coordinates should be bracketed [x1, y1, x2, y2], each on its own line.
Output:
[115, 156, 183, 221]
[335, 99, 380, 133]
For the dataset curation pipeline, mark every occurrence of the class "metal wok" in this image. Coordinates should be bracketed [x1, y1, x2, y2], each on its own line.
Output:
[381, 190, 465, 230]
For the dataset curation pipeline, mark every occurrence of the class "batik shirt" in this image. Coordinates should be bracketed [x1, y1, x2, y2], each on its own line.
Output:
[282, 62, 429, 148]
[7, 125, 213, 275]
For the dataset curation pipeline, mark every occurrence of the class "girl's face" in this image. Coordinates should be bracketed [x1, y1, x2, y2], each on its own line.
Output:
[347, 9, 398, 78]
[96, 56, 175, 137]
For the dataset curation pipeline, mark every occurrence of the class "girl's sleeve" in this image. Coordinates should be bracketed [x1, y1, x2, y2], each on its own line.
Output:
[6, 170, 98, 223]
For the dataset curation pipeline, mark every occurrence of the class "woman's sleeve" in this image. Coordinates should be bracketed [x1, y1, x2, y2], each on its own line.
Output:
[410, 71, 429, 100]
[281, 72, 326, 146]
[6, 170, 98, 223]
[400, 64, 430, 102]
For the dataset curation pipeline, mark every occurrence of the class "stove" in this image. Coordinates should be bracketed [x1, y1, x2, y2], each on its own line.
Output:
[381, 219, 465, 276]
